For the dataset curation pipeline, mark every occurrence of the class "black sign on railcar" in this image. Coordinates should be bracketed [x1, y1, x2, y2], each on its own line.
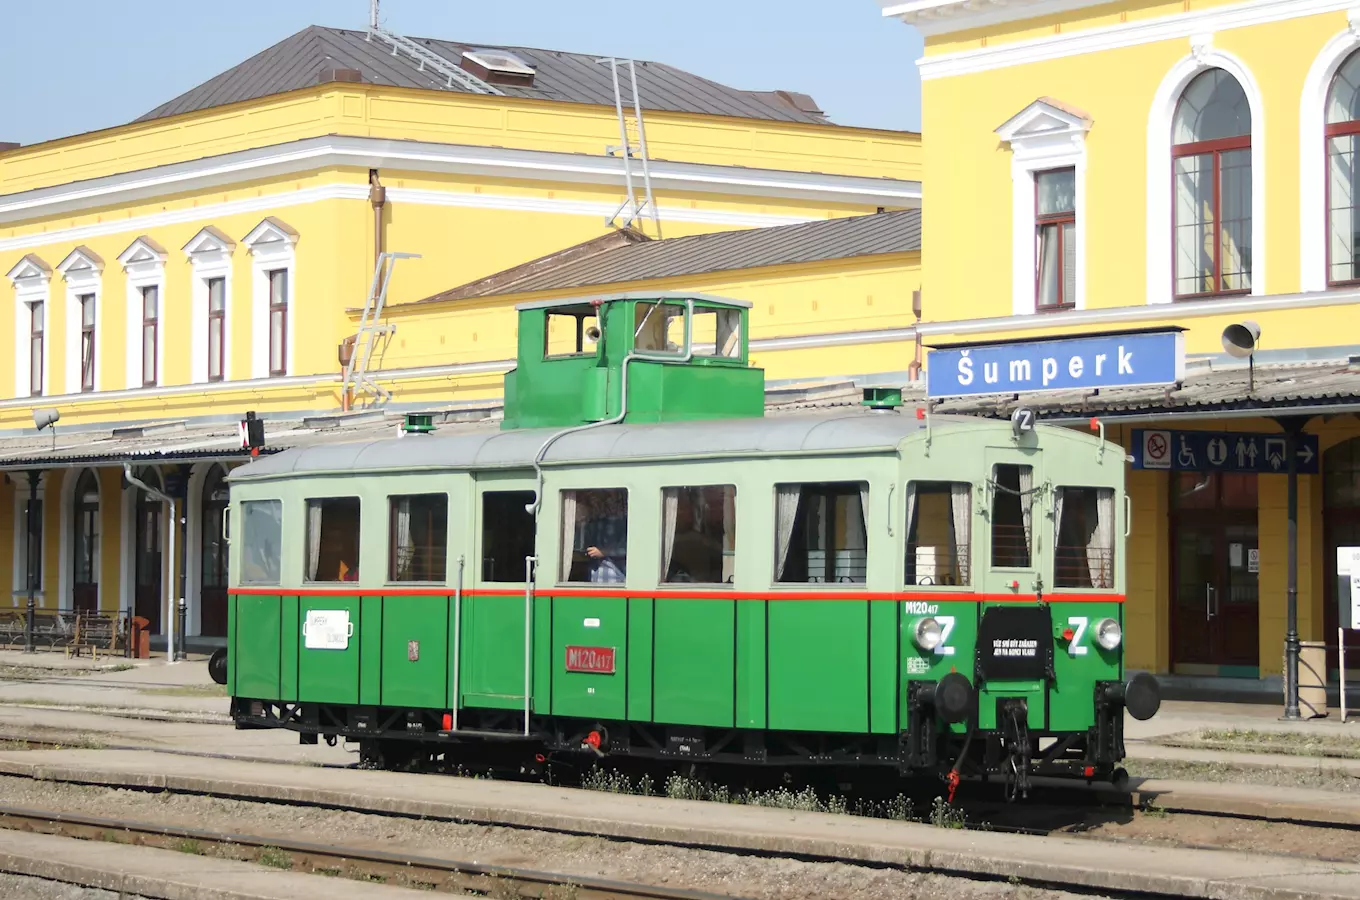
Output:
[976, 606, 1054, 683]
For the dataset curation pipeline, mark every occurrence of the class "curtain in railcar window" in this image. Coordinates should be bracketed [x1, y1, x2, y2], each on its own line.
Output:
[1054, 487, 1115, 589]
[905, 481, 971, 586]
[774, 482, 868, 584]
[991, 465, 1033, 568]
[305, 497, 361, 583]
[389, 494, 448, 582]
[662, 485, 735, 584]
[240, 500, 282, 585]
[560, 489, 628, 584]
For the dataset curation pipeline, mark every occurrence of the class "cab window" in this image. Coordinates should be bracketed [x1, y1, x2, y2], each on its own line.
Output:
[991, 464, 1033, 568]
[775, 482, 867, 584]
[634, 302, 686, 354]
[388, 494, 448, 583]
[560, 489, 628, 584]
[544, 306, 599, 358]
[305, 497, 361, 583]
[691, 307, 742, 358]
[1054, 487, 1115, 588]
[906, 481, 971, 586]
[662, 485, 735, 584]
[240, 500, 282, 585]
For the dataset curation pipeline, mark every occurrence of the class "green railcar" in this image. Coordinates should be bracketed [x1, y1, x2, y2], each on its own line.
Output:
[225, 291, 1158, 795]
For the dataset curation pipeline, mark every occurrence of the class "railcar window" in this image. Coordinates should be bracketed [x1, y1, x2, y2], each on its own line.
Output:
[691, 308, 742, 358]
[544, 308, 599, 357]
[305, 497, 362, 583]
[560, 489, 628, 584]
[774, 482, 868, 584]
[482, 490, 537, 582]
[905, 481, 971, 586]
[634, 302, 686, 354]
[662, 485, 736, 584]
[1054, 487, 1115, 589]
[240, 500, 282, 585]
[389, 494, 448, 583]
[991, 464, 1034, 568]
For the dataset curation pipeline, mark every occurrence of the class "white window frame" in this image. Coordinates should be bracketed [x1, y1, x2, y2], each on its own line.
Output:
[6, 255, 51, 398]
[1301, 17, 1360, 293]
[1146, 42, 1266, 305]
[117, 237, 168, 390]
[996, 99, 1090, 315]
[242, 218, 297, 379]
[183, 227, 235, 384]
[11, 473, 47, 608]
[56, 247, 104, 395]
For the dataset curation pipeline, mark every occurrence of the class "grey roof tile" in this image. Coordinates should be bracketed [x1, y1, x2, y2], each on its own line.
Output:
[137, 26, 835, 126]
[412, 209, 921, 304]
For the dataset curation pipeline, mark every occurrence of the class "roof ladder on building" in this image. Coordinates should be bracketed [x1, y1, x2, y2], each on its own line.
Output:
[599, 58, 662, 238]
[343, 251, 420, 409]
[365, 0, 503, 95]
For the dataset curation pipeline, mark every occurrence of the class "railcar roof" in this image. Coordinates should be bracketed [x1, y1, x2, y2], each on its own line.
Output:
[229, 411, 985, 481]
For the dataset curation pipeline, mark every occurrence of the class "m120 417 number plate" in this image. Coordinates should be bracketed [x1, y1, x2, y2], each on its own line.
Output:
[565, 645, 616, 674]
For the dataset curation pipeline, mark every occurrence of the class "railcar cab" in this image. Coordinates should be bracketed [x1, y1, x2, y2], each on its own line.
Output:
[896, 413, 1158, 794]
[501, 292, 765, 429]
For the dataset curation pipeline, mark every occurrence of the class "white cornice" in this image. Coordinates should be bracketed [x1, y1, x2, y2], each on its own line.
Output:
[917, 0, 1353, 80]
[0, 135, 921, 226]
[882, 0, 1109, 37]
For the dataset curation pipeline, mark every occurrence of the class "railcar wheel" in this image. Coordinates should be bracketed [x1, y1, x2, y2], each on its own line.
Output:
[207, 648, 228, 685]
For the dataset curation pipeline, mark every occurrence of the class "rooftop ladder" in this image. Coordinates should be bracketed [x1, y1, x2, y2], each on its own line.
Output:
[599, 58, 662, 238]
[343, 251, 420, 409]
[366, 0, 503, 95]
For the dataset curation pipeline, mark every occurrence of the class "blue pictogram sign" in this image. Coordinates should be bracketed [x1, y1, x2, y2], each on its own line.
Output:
[1132, 429, 1319, 474]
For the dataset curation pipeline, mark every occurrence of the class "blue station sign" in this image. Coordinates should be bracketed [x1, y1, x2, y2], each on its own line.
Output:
[926, 331, 1185, 399]
[1132, 429, 1319, 475]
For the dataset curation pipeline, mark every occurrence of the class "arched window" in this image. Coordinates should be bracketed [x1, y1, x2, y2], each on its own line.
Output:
[72, 470, 99, 614]
[1173, 69, 1252, 299]
[1328, 51, 1360, 286]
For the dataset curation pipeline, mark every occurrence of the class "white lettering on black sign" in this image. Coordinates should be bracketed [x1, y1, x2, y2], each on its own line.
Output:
[991, 638, 1038, 658]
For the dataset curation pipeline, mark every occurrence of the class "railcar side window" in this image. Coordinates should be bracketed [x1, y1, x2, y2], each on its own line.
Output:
[774, 482, 868, 584]
[1054, 487, 1115, 589]
[691, 308, 742, 358]
[662, 485, 736, 584]
[560, 489, 628, 584]
[305, 497, 362, 583]
[991, 464, 1034, 568]
[389, 494, 448, 583]
[905, 481, 971, 586]
[482, 490, 537, 582]
[240, 500, 282, 585]
[634, 302, 686, 354]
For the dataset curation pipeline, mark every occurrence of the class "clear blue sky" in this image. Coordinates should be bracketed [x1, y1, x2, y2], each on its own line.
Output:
[0, 1, 922, 148]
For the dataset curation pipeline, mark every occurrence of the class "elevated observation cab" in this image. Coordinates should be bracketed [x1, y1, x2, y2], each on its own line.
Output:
[501, 292, 764, 430]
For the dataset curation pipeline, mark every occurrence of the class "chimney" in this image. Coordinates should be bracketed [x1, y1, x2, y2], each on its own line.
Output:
[0, 142, 19, 152]
[318, 66, 363, 85]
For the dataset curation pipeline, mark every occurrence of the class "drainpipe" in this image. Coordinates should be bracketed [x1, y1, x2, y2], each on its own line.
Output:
[124, 465, 177, 665]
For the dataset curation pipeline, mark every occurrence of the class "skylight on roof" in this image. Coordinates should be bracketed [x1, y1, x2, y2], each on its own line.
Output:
[462, 50, 535, 76]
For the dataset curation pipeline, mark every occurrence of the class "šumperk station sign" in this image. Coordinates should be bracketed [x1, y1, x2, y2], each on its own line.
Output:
[926, 330, 1185, 399]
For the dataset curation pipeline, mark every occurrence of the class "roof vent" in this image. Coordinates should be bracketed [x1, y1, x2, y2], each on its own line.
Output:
[861, 386, 904, 411]
[318, 66, 363, 85]
[460, 49, 536, 87]
[401, 413, 435, 435]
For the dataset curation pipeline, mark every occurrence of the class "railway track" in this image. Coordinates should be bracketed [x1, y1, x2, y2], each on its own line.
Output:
[0, 803, 738, 900]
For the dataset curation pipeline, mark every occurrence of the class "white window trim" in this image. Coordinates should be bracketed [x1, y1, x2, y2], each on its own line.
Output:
[997, 99, 1091, 315]
[1301, 16, 1360, 293]
[57, 248, 104, 395]
[185, 236, 234, 384]
[118, 239, 167, 390]
[1146, 42, 1267, 305]
[11, 473, 47, 607]
[243, 219, 297, 379]
[7, 257, 51, 399]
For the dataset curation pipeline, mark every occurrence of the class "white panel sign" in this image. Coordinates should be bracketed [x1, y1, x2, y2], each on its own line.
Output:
[303, 609, 352, 650]
[1341, 549, 1360, 631]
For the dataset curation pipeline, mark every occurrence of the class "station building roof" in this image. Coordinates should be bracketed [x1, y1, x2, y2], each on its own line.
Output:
[138, 25, 834, 126]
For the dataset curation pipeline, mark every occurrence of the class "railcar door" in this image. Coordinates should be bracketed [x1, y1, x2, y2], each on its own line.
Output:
[977, 450, 1050, 732]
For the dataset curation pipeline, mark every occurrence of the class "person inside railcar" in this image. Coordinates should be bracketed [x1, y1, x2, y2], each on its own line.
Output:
[562, 488, 628, 584]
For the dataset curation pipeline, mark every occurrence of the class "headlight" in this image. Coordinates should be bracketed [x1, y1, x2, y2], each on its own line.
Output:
[913, 617, 943, 652]
[1096, 617, 1123, 650]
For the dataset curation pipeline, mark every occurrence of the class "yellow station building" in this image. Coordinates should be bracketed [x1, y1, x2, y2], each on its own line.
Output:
[877, 0, 1360, 688]
[0, 23, 921, 645]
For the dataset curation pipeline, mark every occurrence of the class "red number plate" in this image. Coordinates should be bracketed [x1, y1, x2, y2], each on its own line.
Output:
[565, 645, 616, 674]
